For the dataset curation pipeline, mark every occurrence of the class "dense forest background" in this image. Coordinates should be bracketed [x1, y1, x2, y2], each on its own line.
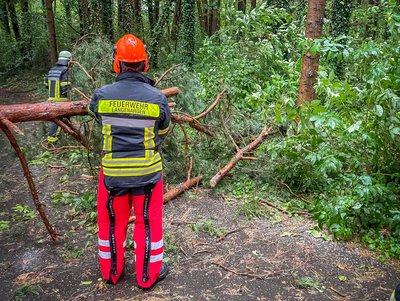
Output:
[0, 0, 399, 260]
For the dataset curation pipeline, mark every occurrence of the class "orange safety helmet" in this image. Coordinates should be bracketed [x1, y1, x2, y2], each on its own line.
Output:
[113, 34, 149, 74]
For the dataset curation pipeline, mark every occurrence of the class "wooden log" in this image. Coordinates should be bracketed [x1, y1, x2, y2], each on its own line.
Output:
[164, 176, 203, 203]
[209, 127, 274, 187]
[0, 87, 180, 124]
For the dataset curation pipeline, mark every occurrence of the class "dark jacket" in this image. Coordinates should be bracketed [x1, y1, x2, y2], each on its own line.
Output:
[89, 71, 171, 191]
[47, 59, 70, 101]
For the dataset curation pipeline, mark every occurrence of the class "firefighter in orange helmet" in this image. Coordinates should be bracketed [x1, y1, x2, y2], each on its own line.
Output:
[89, 34, 170, 289]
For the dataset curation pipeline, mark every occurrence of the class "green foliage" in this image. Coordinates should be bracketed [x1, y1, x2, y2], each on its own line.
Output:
[12, 205, 36, 222]
[196, 4, 300, 110]
[70, 36, 114, 96]
[12, 284, 42, 301]
[266, 2, 400, 257]
[0, 220, 10, 232]
[190, 218, 227, 238]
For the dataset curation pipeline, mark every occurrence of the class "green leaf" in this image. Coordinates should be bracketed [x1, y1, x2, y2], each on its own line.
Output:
[373, 104, 384, 117]
[347, 121, 362, 133]
[338, 275, 347, 281]
[80, 281, 92, 285]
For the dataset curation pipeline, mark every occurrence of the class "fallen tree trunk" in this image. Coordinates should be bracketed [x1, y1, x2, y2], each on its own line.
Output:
[209, 127, 274, 187]
[0, 87, 180, 124]
[164, 176, 203, 203]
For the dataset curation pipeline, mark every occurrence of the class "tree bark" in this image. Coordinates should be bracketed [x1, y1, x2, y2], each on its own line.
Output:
[8, 0, 24, 54]
[237, 0, 246, 13]
[101, 0, 114, 41]
[209, 127, 274, 187]
[171, 0, 181, 45]
[147, 0, 155, 30]
[201, 0, 209, 35]
[20, 0, 32, 57]
[150, 0, 174, 67]
[133, 0, 143, 36]
[251, 0, 256, 9]
[45, 0, 58, 65]
[0, 2, 11, 35]
[182, 0, 195, 67]
[164, 176, 202, 203]
[0, 87, 180, 124]
[81, 0, 89, 35]
[296, 0, 326, 107]
[210, 0, 219, 35]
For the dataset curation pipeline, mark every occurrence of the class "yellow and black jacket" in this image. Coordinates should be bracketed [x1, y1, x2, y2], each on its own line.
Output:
[47, 59, 70, 102]
[89, 71, 171, 191]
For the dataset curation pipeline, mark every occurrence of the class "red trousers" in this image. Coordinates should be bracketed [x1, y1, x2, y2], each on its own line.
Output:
[97, 170, 164, 288]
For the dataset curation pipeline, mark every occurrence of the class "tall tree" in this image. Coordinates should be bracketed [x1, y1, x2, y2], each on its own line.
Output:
[101, 0, 114, 41]
[209, 0, 219, 35]
[237, 0, 246, 13]
[45, 0, 58, 64]
[297, 0, 326, 107]
[182, 0, 195, 67]
[0, 2, 11, 36]
[147, 0, 155, 29]
[331, 0, 353, 37]
[150, 0, 173, 67]
[8, 0, 24, 54]
[171, 0, 182, 46]
[20, 0, 32, 56]
[133, 0, 143, 37]
[79, 0, 90, 36]
[331, 0, 354, 77]
[199, 0, 209, 35]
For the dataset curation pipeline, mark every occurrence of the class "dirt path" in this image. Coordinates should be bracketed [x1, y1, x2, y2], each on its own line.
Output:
[0, 90, 399, 301]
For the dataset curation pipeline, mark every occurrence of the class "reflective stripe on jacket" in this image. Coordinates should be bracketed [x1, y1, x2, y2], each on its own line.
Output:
[89, 71, 171, 190]
[47, 60, 70, 102]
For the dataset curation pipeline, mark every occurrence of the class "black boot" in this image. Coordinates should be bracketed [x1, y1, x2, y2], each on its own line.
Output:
[138, 262, 169, 290]
[155, 262, 169, 284]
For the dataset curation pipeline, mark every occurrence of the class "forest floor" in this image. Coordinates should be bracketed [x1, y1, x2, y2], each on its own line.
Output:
[0, 87, 399, 301]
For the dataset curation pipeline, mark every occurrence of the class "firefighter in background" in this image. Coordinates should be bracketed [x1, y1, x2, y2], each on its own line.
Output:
[88, 34, 171, 289]
[46, 50, 72, 143]
[391, 283, 400, 301]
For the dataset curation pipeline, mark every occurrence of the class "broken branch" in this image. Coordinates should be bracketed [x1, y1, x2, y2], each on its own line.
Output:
[194, 89, 227, 120]
[209, 127, 274, 187]
[164, 176, 203, 203]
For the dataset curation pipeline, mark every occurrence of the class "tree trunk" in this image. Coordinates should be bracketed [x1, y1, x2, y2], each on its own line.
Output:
[331, 0, 353, 36]
[182, 0, 195, 67]
[171, 0, 181, 46]
[20, 0, 32, 56]
[154, 0, 160, 24]
[81, 0, 89, 35]
[8, 1, 24, 54]
[251, 0, 256, 9]
[45, 0, 58, 65]
[150, 0, 174, 67]
[101, 0, 114, 41]
[237, 0, 246, 13]
[147, 0, 155, 30]
[200, 0, 209, 35]
[0, 2, 11, 35]
[296, 0, 326, 107]
[331, 0, 353, 77]
[133, 0, 143, 37]
[209, 0, 219, 35]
